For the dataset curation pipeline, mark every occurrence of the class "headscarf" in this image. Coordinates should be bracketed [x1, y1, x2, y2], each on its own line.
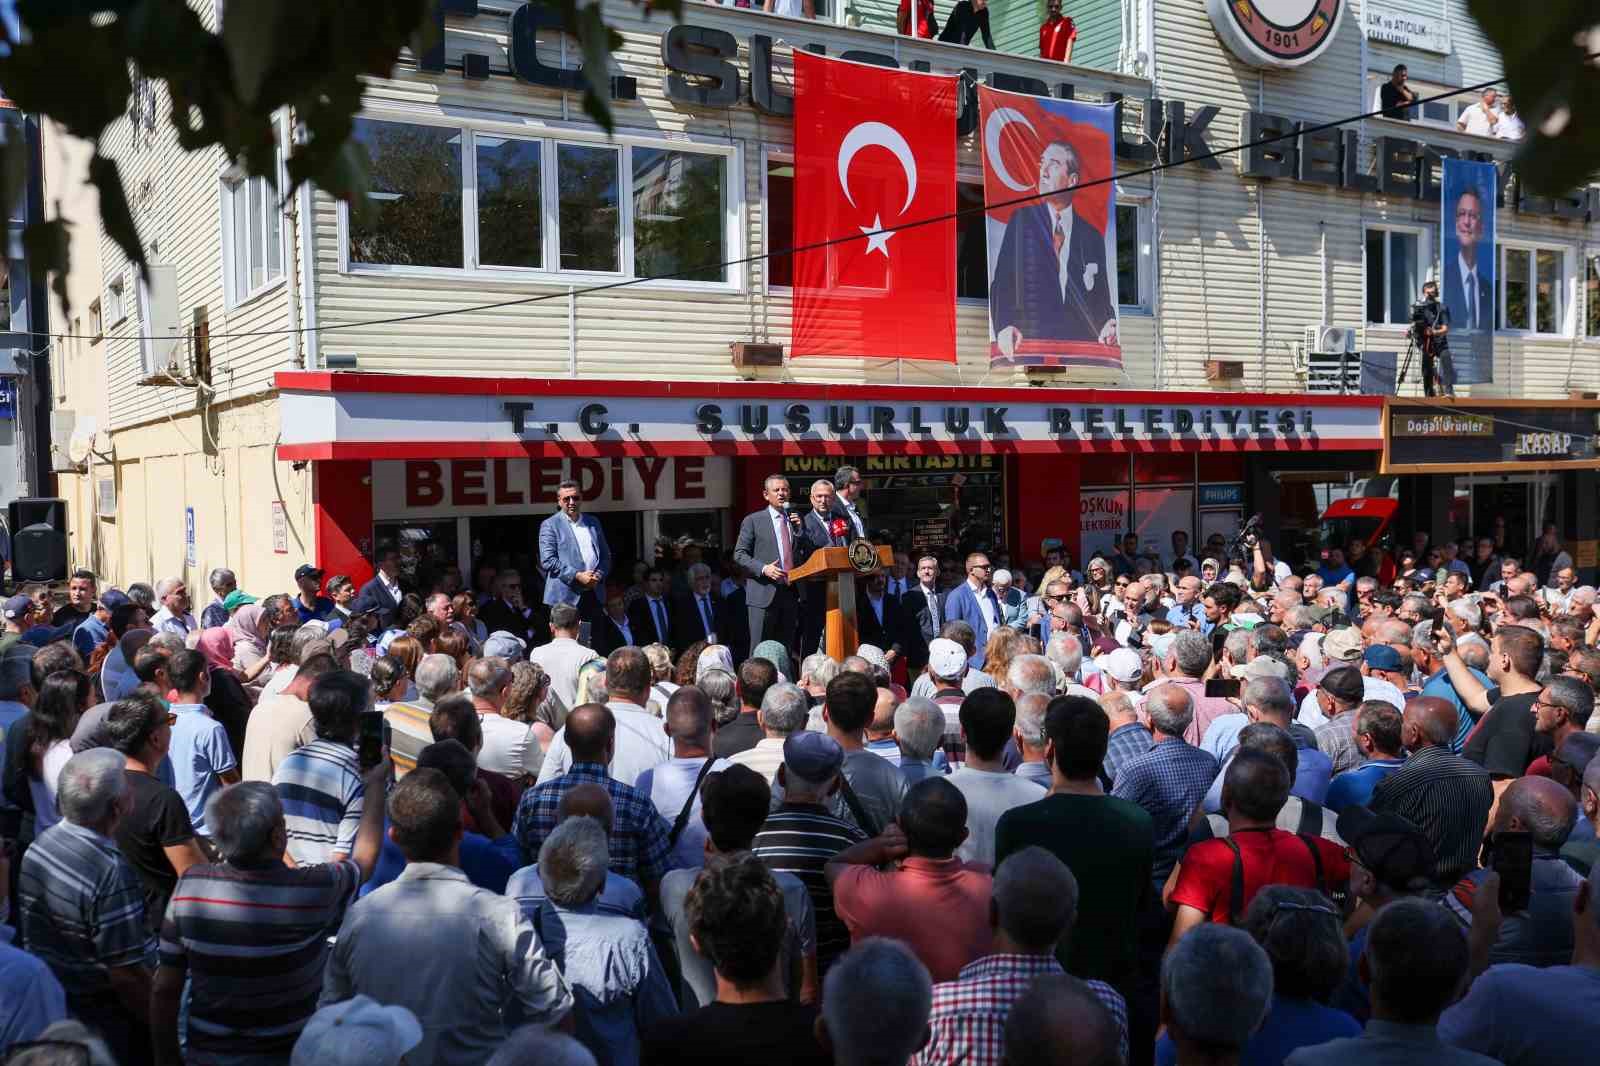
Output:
[225, 605, 267, 668]
[751, 639, 792, 683]
[695, 644, 736, 683]
[196, 628, 237, 672]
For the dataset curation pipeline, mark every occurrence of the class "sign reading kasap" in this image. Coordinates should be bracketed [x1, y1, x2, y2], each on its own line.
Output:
[1207, 0, 1346, 69]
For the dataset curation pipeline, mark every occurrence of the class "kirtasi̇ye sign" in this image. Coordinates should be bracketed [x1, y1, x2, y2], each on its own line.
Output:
[1206, 0, 1346, 69]
[1386, 404, 1600, 470]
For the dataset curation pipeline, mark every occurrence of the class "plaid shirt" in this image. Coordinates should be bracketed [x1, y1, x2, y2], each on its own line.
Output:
[912, 954, 1128, 1066]
[1111, 739, 1220, 887]
[1103, 722, 1154, 788]
[511, 763, 673, 884]
[1314, 711, 1364, 775]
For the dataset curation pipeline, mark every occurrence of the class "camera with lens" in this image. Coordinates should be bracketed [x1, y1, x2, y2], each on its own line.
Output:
[1409, 299, 1434, 344]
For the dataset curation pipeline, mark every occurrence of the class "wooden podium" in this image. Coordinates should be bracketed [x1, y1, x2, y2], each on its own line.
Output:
[788, 542, 895, 663]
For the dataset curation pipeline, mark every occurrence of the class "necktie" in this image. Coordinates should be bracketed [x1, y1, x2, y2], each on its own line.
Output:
[652, 599, 667, 641]
[927, 587, 940, 628]
[1052, 219, 1065, 257]
[778, 515, 793, 575]
[1464, 274, 1475, 328]
[698, 595, 712, 634]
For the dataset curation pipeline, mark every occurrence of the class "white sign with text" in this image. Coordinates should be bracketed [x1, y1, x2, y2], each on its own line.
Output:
[1363, 1, 1451, 54]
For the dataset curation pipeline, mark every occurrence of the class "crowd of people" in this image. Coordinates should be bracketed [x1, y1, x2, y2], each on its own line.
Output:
[2, 473, 1599, 1066]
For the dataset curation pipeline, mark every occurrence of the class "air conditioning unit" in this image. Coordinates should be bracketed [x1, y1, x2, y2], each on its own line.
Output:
[1302, 325, 1357, 355]
[136, 264, 187, 382]
[1306, 351, 1362, 394]
[49, 408, 82, 474]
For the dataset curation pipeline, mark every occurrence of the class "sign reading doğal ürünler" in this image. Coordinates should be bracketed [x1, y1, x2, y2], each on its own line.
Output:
[428, 3, 1594, 223]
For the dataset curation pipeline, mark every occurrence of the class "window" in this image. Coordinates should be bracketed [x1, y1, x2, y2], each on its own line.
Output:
[344, 117, 732, 285]
[766, 159, 794, 288]
[557, 144, 620, 272]
[1499, 244, 1567, 334]
[89, 298, 103, 342]
[1365, 72, 1481, 131]
[349, 118, 464, 268]
[476, 136, 542, 269]
[107, 275, 127, 324]
[955, 183, 987, 300]
[221, 166, 285, 305]
[632, 147, 726, 282]
[1587, 257, 1600, 338]
[1365, 227, 1422, 325]
[1117, 201, 1152, 309]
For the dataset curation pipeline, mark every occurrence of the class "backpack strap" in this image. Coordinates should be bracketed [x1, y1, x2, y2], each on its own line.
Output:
[667, 757, 719, 850]
[1297, 832, 1327, 897]
[1296, 798, 1324, 838]
[837, 775, 880, 838]
[1223, 836, 1245, 926]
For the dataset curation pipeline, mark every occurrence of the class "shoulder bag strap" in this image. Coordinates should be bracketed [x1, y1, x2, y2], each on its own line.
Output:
[667, 757, 719, 849]
[1297, 832, 1328, 897]
[1223, 836, 1244, 927]
[1296, 798, 1324, 838]
[837, 775, 880, 839]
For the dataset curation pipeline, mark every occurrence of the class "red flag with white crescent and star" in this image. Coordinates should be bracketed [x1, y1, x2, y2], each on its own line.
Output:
[791, 52, 958, 362]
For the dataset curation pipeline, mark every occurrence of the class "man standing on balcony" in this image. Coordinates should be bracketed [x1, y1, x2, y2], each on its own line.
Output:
[762, 0, 815, 19]
[938, 0, 994, 48]
[898, 0, 939, 39]
[1039, 0, 1077, 63]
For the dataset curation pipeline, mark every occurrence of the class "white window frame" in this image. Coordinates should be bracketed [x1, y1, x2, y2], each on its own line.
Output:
[1363, 223, 1428, 327]
[1115, 192, 1154, 314]
[1365, 71, 1485, 134]
[218, 118, 288, 310]
[1497, 240, 1572, 338]
[107, 273, 127, 325]
[1585, 253, 1600, 340]
[337, 107, 744, 294]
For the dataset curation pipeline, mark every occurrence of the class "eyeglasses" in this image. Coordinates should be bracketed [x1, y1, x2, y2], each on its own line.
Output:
[970, 563, 992, 571]
[1264, 899, 1341, 924]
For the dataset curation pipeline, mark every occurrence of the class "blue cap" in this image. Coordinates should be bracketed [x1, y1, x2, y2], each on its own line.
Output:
[99, 588, 132, 611]
[3, 595, 35, 622]
[1363, 645, 1405, 671]
[1413, 568, 1435, 583]
[783, 732, 844, 782]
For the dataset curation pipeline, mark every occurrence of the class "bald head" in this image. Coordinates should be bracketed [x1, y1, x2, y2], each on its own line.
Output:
[665, 686, 713, 746]
[564, 703, 616, 764]
[1004, 975, 1121, 1066]
[1402, 696, 1459, 751]
[558, 782, 614, 833]
[1498, 775, 1578, 849]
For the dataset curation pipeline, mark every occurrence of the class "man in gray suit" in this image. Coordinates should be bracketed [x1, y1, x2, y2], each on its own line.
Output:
[539, 478, 611, 624]
[733, 474, 812, 653]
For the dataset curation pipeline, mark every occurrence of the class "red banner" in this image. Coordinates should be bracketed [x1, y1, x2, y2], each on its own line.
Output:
[792, 52, 958, 362]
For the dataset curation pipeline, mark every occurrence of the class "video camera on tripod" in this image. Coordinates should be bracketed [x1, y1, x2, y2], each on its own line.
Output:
[1408, 299, 1438, 347]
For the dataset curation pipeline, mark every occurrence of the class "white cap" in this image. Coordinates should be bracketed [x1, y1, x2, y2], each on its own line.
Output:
[927, 638, 968, 679]
[482, 630, 529, 659]
[855, 643, 889, 672]
[1098, 647, 1143, 684]
[291, 996, 423, 1066]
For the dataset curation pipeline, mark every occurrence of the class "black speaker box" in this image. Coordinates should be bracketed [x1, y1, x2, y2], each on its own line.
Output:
[12, 524, 67, 582]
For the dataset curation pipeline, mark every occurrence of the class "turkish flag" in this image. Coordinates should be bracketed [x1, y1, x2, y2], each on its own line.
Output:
[792, 52, 957, 362]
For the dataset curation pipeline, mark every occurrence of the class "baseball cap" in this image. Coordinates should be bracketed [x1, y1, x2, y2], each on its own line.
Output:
[1413, 567, 1437, 583]
[783, 732, 844, 782]
[927, 638, 968, 678]
[1336, 806, 1435, 894]
[1363, 645, 1405, 671]
[3, 595, 35, 622]
[99, 588, 132, 612]
[294, 564, 325, 581]
[1322, 627, 1364, 662]
[482, 630, 528, 660]
[1232, 656, 1291, 682]
[222, 590, 258, 611]
[1097, 647, 1143, 685]
[291, 995, 422, 1066]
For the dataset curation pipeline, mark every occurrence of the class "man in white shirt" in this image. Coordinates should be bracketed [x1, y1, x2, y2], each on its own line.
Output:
[946, 688, 1044, 865]
[538, 646, 670, 784]
[831, 465, 869, 540]
[633, 687, 730, 870]
[530, 603, 600, 713]
[468, 657, 540, 784]
[762, 0, 815, 21]
[151, 576, 198, 636]
[1456, 88, 1500, 137]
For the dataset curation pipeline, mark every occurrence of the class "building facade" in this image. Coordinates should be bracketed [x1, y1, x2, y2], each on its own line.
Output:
[48, 0, 1600, 593]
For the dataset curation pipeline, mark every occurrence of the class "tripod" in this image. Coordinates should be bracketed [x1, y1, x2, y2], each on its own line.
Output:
[1399, 328, 1455, 398]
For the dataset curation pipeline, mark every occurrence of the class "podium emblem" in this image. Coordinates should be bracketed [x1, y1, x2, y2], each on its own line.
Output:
[847, 538, 879, 574]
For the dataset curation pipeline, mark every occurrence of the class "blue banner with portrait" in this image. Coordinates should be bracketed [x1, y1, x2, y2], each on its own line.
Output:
[1440, 158, 1496, 384]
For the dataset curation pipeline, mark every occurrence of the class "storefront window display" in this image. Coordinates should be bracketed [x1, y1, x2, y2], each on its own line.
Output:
[778, 454, 1005, 556]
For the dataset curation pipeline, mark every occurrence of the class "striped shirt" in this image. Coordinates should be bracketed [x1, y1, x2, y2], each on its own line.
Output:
[1369, 744, 1494, 885]
[18, 820, 156, 998]
[272, 739, 366, 866]
[932, 687, 968, 767]
[159, 859, 361, 1062]
[751, 802, 868, 973]
[913, 953, 1128, 1066]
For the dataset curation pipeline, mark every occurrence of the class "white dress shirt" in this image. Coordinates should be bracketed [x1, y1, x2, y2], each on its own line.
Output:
[971, 579, 998, 629]
[919, 583, 941, 629]
[842, 500, 866, 538]
[378, 572, 402, 604]
[768, 506, 794, 572]
[1459, 102, 1497, 137]
[645, 596, 670, 641]
[609, 613, 635, 646]
[1457, 250, 1483, 329]
[569, 516, 600, 571]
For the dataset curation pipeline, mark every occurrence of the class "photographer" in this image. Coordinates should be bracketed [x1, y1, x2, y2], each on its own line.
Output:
[1412, 281, 1455, 398]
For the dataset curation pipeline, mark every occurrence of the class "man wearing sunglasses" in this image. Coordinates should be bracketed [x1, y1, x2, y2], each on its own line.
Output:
[942, 554, 1002, 669]
[539, 477, 611, 627]
[830, 465, 869, 540]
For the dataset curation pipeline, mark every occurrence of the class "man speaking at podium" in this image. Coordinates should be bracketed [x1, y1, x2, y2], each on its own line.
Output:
[800, 478, 848, 656]
[733, 474, 814, 653]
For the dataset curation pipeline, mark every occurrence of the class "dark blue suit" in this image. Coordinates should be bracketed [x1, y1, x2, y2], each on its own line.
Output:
[942, 581, 1001, 669]
[1441, 242, 1493, 332]
[989, 201, 1115, 349]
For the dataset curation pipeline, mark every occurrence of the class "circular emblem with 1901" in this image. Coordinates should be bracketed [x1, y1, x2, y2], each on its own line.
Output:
[847, 538, 880, 574]
[1206, 0, 1345, 69]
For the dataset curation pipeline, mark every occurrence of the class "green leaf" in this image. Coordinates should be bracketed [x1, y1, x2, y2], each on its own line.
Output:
[220, 0, 294, 107]
[0, 20, 133, 140]
[566, 2, 624, 132]
[22, 217, 73, 317]
[88, 153, 147, 280]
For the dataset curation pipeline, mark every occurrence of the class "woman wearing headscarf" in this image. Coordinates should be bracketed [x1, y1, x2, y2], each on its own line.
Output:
[224, 604, 271, 676]
[197, 625, 254, 757]
[751, 639, 792, 683]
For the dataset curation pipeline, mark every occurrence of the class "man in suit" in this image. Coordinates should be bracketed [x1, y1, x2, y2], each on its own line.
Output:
[830, 465, 869, 540]
[354, 548, 405, 628]
[625, 567, 673, 650]
[941, 551, 1001, 669]
[990, 140, 1117, 360]
[1442, 186, 1493, 333]
[800, 478, 846, 656]
[477, 568, 538, 647]
[595, 586, 640, 656]
[538, 479, 610, 624]
[856, 572, 906, 664]
[903, 554, 943, 671]
[732, 474, 812, 654]
[671, 562, 727, 649]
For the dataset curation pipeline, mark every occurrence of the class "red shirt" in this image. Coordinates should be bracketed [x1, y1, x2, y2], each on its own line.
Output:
[833, 856, 994, 982]
[1039, 16, 1077, 62]
[1170, 828, 1350, 924]
[898, 0, 937, 39]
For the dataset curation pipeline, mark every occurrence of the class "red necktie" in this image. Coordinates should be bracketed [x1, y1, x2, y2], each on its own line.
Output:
[1052, 220, 1065, 257]
[779, 516, 793, 575]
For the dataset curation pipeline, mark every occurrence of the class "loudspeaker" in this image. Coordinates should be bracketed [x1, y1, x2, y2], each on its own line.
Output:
[12, 523, 67, 582]
[8, 497, 67, 536]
